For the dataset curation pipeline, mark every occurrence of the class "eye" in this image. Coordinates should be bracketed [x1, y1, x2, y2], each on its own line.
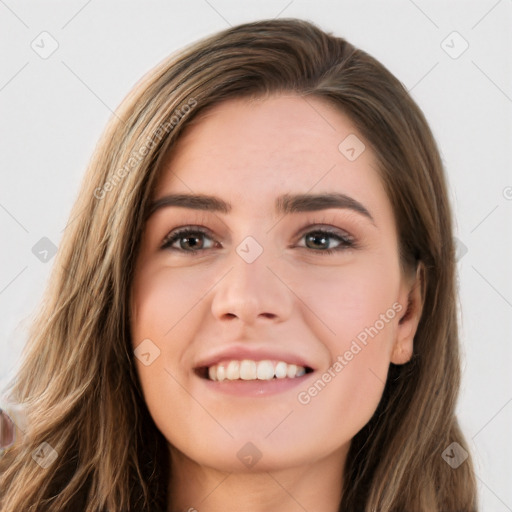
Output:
[296, 227, 356, 255]
[161, 227, 218, 254]
[160, 225, 356, 255]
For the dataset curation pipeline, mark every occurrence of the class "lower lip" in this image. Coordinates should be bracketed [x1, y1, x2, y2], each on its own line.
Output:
[198, 373, 314, 397]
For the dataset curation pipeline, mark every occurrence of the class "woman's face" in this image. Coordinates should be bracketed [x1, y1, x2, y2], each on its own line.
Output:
[130, 94, 421, 473]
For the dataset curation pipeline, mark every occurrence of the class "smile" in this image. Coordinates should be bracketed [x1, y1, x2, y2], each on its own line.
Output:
[200, 359, 313, 381]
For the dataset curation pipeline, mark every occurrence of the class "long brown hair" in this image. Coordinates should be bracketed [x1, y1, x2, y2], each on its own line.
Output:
[0, 18, 477, 511]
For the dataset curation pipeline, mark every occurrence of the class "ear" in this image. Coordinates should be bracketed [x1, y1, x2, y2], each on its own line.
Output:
[391, 261, 426, 365]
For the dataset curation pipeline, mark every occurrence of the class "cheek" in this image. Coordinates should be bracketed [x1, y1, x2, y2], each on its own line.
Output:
[130, 268, 188, 388]
[131, 265, 213, 342]
[130, 272, 190, 451]
[295, 298, 399, 443]
[293, 257, 401, 424]
[296, 254, 401, 346]
[130, 265, 221, 436]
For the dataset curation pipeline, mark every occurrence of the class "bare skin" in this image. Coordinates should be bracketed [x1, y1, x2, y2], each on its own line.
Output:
[130, 94, 424, 512]
[0, 409, 15, 449]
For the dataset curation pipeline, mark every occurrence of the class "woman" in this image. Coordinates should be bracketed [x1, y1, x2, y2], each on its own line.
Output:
[0, 18, 477, 511]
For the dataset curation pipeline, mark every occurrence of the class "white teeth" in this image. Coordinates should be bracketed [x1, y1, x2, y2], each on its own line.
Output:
[216, 364, 226, 381]
[275, 361, 288, 379]
[226, 360, 240, 380]
[286, 364, 297, 378]
[206, 359, 308, 381]
[239, 360, 257, 380]
[256, 360, 274, 380]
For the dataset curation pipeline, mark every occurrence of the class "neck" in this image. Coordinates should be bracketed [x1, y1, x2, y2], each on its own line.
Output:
[167, 445, 347, 512]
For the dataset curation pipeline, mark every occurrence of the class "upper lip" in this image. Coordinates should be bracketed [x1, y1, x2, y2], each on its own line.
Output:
[194, 345, 315, 370]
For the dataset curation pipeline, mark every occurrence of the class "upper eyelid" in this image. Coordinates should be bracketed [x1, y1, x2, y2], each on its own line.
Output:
[160, 225, 215, 246]
[295, 223, 352, 238]
[156, 210, 360, 238]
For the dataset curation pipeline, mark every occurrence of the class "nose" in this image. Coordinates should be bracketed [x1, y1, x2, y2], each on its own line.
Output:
[210, 242, 293, 326]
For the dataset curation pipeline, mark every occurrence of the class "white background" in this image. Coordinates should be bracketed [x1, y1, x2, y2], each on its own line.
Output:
[1, 1, 511, 510]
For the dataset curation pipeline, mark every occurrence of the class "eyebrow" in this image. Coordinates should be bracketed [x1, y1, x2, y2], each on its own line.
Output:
[146, 192, 375, 224]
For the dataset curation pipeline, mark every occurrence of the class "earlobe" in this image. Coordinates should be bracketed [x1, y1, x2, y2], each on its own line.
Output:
[391, 262, 426, 365]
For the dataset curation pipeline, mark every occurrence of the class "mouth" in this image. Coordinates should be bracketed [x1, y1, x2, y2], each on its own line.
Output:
[195, 359, 315, 382]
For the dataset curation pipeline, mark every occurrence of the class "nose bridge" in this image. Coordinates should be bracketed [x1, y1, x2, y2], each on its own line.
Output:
[210, 232, 291, 324]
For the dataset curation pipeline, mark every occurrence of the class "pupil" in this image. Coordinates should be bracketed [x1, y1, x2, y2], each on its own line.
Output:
[307, 233, 327, 249]
[184, 236, 201, 249]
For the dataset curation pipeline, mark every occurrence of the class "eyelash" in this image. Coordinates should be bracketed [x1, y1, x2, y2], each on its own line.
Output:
[160, 224, 357, 256]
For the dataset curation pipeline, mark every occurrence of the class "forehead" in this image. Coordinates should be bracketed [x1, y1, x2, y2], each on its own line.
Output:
[155, 94, 388, 217]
